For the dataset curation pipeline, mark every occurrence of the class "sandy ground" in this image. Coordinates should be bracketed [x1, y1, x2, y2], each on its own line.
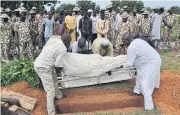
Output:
[1, 70, 180, 115]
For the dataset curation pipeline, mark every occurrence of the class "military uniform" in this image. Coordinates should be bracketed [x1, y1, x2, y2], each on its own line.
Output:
[139, 11, 151, 37]
[37, 14, 45, 48]
[29, 10, 38, 49]
[14, 20, 33, 58]
[107, 11, 116, 43]
[163, 13, 176, 47]
[116, 13, 130, 53]
[0, 14, 13, 60]
[129, 15, 140, 35]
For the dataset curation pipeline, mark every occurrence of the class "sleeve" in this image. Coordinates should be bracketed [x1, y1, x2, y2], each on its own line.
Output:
[71, 42, 78, 53]
[109, 43, 114, 56]
[79, 19, 82, 32]
[92, 39, 101, 54]
[123, 45, 137, 68]
[96, 20, 101, 33]
[43, 18, 46, 25]
[54, 46, 67, 67]
[14, 22, 19, 32]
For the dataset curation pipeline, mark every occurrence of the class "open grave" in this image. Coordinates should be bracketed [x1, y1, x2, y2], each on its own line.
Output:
[56, 88, 144, 114]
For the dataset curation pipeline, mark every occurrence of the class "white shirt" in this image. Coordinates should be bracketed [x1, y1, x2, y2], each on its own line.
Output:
[76, 15, 83, 32]
[34, 35, 67, 68]
[124, 38, 161, 110]
[91, 16, 98, 34]
[114, 13, 122, 31]
[151, 13, 163, 40]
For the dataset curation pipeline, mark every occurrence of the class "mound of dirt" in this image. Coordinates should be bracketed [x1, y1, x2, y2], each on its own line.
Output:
[154, 70, 180, 115]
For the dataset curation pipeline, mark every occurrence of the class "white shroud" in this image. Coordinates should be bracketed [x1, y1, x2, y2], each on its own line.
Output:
[62, 53, 127, 77]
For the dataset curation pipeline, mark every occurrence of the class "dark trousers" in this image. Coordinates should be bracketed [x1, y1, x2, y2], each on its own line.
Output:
[91, 33, 97, 44]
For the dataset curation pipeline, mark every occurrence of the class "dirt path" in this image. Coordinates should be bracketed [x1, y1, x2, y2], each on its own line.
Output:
[1, 70, 180, 115]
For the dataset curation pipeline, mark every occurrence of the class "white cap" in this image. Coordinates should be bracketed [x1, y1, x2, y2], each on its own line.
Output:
[5, 8, 11, 12]
[73, 7, 79, 11]
[1, 14, 9, 18]
[101, 38, 110, 46]
[88, 9, 93, 13]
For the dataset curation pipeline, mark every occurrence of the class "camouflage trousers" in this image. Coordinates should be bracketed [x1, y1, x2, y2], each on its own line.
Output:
[163, 27, 173, 47]
[107, 30, 114, 44]
[1, 43, 10, 60]
[31, 35, 38, 49]
[116, 31, 129, 54]
[37, 32, 44, 49]
[19, 41, 33, 59]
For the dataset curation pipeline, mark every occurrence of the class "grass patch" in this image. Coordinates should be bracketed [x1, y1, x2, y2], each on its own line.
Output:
[160, 51, 180, 70]
[71, 109, 161, 115]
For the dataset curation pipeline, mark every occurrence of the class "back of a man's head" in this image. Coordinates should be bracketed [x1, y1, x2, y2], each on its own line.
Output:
[78, 37, 86, 49]
[61, 34, 72, 48]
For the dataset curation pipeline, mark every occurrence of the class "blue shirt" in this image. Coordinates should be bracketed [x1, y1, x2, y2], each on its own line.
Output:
[43, 18, 54, 38]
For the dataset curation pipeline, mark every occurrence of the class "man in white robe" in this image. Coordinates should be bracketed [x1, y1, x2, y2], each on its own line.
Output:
[151, 8, 163, 49]
[122, 33, 161, 110]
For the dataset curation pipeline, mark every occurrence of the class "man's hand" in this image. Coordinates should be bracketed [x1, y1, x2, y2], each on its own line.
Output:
[55, 67, 62, 77]
[69, 29, 74, 34]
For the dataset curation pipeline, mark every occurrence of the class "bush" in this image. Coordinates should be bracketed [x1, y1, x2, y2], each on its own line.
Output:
[1, 59, 42, 88]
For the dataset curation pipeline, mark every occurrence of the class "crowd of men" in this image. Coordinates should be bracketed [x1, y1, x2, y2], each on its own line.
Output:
[1, 4, 180, 61]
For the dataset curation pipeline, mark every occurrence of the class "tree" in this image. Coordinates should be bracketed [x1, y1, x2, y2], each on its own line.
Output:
[171, 6, 180, 14]
[59, 3, 76, 13]
[145, 7, 153, 13]
[21, 1, 57, 11]
[76, 0, 96, 11]
[1, 1, 57, 11]
[111, 0, 144, 13]
[1, 1, 21, 10]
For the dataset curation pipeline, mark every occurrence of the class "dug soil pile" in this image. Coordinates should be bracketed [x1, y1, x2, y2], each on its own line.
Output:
[154, 70, 180, 115]
[1, 70, 180, 115]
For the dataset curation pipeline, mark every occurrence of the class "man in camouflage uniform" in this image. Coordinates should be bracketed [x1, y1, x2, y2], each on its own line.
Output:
[176, 17, 180, 57]
[0, 14, 13, 61]
[163, 8, 177, 48]
[129, 9, 140, 35]
[116, 12, 130, 54]
[37, 9, 45, 49]
[14, 14, 33, 59]
[29, 10, 38, 50]
[139, 11, 152, 37]
[107, 4, 116, 44]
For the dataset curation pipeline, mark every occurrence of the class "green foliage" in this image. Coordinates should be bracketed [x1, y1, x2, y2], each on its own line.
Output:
[1, 59, 41, 88]
[1, 1, 57, 11]
[76, 0, 96, 11]
[1, 1, 21, 10]
[111, 0, 144, 12]
[171, 6, 180, 15]
[60, 3, 76, 13]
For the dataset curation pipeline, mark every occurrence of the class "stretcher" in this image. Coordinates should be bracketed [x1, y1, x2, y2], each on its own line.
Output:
[58, 67, 136, 89]
[57, 53, 136, 89]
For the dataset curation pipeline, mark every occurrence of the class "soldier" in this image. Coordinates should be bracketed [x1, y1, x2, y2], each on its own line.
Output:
[37, 9, 45, 49]
[95, 5, 101, 18]
[139, 11, 151, 37]
[107, 5, 116, 44]
[96, 9, 109, 38]
[73, 7, 80, 19]
[12, 9, 20, 23]
[123, 6, 129, 14]
[29, 10, 38, 50]
[116, 12, 130, 54]
[163, 8, 177, 48]
[14, 13, 33, 59]
[21, 8, 27, 18]
[0, 14, 13, 61]
[129, 9, 140, 35]
[176, 17, 180, 57]
[4, 8, 12, 22]
[79, 11, 92, 50]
